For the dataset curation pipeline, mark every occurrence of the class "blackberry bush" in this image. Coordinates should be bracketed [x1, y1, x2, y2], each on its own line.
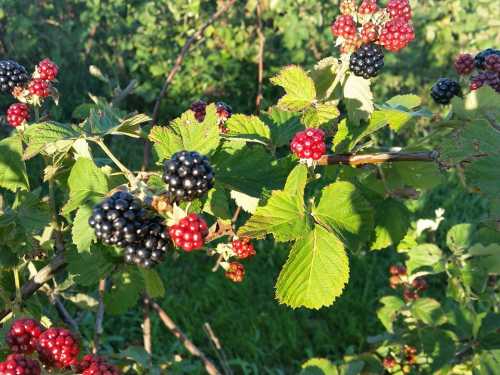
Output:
[0, 60, 29, 93]
[162, 150, 214, 202]
[349, 43, 385, 78]
[430, 78, 461, 104]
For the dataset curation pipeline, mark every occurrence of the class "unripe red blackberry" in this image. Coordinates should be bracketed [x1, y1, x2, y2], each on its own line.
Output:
[290, 128, 326, 161]
[358, 0, 378, 15]
[349, 43, 385, 78]
[5, 318, 44, 354]
[360, 22, 379, 43]
[225, 262, 245, 283]
[383, 356, 396, 369]
[215, 101, 232, 132]
[340, 35, 362, 54]
[168, 213, 208, 252]
[485, 55, 500, 73]
[36, 327, 80, 369]
[28, 79, 50, 98]
[76, 355, 121, 375]
[411, 277, 428, 291]
[339, 0, 356, 15]
[474, 48, 500, 70]
[190, 100, 207, 122]
[6, 102, 30, 127]
[36, 58, 59, 81]
[163, 150, 215, 202]
[0, 60, 29, 93]
[331, 15, 357, 38]
[454, 53, 475, 75]
[386, 0, 412, 21]
[389, 265, 406, 276]
[430, 78, 461, 105]
[389, 275, 401, 289]
[379, 18, 415, 52]
[403, 288, 419, 302]
[0, 354, 41, 375]
[232, 238, 256, 259]
[470, 71, 500, 92]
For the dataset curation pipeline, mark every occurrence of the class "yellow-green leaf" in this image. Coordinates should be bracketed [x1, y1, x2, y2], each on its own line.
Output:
[271, 65, 316, 111]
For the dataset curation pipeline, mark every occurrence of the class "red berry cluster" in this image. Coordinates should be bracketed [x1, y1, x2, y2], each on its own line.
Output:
[168, 213, 209, 251]
[452, 49, 500, 92]
[190, 99, 232, 133]
[75, 355, 121, 375]
[290, 128, 326, 161]
[6, 102, 30, 127]
[225, 262, 245, 283]
[3, 318, 119, 374]
[28, 79, 50, 98]
[383, 346, 418, 373]
[232, 238, 256, 259]
[36, 58, 59, 81]
[389, 265, 428, 302]
[331, 0, 415, 54]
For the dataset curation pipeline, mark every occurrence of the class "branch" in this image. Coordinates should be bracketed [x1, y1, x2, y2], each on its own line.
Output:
[255, 1, 265, 114]
[203, 323, 232, 375]
[317, 151, 438, 166]
[142, 297, 153, 367]
[93, 278, 107, 354]
[144, 296, 221, 375]
[0, 254, 67, 321]
[50, 294, 79, 334]
[142, 0, 238, 170]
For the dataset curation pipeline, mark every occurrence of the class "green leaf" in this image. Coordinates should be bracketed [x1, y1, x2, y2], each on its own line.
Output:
[343, 74, 373, 124]
[63, 158, 108, 215]
[109, 113, 151, 138]
[149, 105, 220, 160]
[333, 112, 386, 152]
[271, 65, 316, 111]
[12, 189, 50, 234]
[284, 164, 308, 197]
[265, 107, 303, 147]
[203, 185, 231, 220]
[377, 296, 405, 333]
[312, 181, 374, 250]
[276, 225, 349, 309]
[302, 102, 339, 128]
[447, 223, 475, 253]
[451, 85, 500, 121]
[23, 122, 80, 159]
[0, 136, 29, 192]
[371, 198, 410, 250]
[475, 350, 500, 375]
[83, 104, 120, 135]
[301, 358, 338, 375]
[226, 114, 271, 144]
[406, 244, 444, 275]
[230, 190, 259, 214]
[72, 206, 96, 252]
[105, 268, 144, 315]
[141, 269, 165, 298]
[386, 94, 422, 109]
[411, 298, 447, 326]
[67, 245, 115, 286]
[420, 328, 457, 372]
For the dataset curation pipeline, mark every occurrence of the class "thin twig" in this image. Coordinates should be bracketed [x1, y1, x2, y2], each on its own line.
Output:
[112, 80, 137, 106]
[317, 151, 438, 166]
[142, 0, 238, 170]
[93, 138, 135, 182]
[44, 156, 65, 253]
[93, 278, 107, 354]
[203, 323, 232, 375]
[255, 1, 265, 114]
[143, 297, 153, 367]
[145, 296, 221, 375]
[50, 294, 80, 334]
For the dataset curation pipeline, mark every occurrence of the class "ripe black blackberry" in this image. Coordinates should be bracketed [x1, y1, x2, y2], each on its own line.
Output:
[430, 78, 461, 105]
[474, 48, 500, 70]
[349, 43, 384, 79]
[163, 150, 214, 202]
[123, 217, 169, 268]
[88, 191, 148, 247]
[0, 60, 29, 93]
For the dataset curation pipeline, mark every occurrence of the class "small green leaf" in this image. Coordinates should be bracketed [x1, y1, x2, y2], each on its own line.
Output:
[72, 206, 96, 252]
[333, 112, 386, 152]
[411, 298, 447, 326]
[0, 135, 29, 192]
[271, 65, 316, 111]
[343, 74, 374, 124]
[377, 296, 405, 333]
[67, 245, 114, 286]
[110, 113, 151, 138]
[141, 269, 165, 298]
[23, 122, 80, 159]
[312, 181, 374, 250]
[420, 328, 457, 372]
[276, 225, 349, 309]
[406, 244, 444, 274]
[265, 107, 303, 147]
[105, 268, 144, 315]
[371, 198, 410, 251]
[230, 190, 259, 214]
[203, 185, 231, 220]
[301, 358, 338, 375]
[226, 114, 271, 144]
[386, 94, 422, 109]
[447, 224, 475, 253]
[302, 102, 339, 128]
[284, 164, 308, 197]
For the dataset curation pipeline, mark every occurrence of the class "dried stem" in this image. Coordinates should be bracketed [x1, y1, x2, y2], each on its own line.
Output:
[145, 296, 221, 375]
[93, 278, 107, 354]
[203, 323, 232, 375]
[142, 0, 237, 170]
[143, 297, 153, 367]
[317, 151, 438, 166]
[255, 1, 265, 114]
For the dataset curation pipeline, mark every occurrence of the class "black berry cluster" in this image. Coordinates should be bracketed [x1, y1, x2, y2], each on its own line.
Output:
[163, 150, 214, 202]
[430, 78, 461, 105]
[0, 60, 29, 93]
[89, 191, 171, 268]
[349, 43, 384, 79]
[474, 48, 500, 70]
[124, 216, 169, 268]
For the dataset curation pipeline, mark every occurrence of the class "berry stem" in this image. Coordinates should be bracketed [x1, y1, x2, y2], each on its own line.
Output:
[318, 151, 438, 166]
[13, 267, 21, 304]
[93, 138, 136, 182]
[44, 156, 65, 253]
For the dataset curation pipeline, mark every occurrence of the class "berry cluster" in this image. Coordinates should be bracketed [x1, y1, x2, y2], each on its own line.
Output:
[290, 128, 326, 161]
[383, 346, 418, 373]
[168, 213, 208, 252]
[225, 262, 245, 283]
[349, 43, 384, 78]
[389, 265, 428, 302]
[89, 191, 171, 268]
[430, 78, 461, 105]
[3, 318, 120, 373]
[190, 100, 232, 133]
[451, 49, 500, 93]
[232, 238, 256, 259]
[2, 58, 59, 128]
[162, 150, 215, 202]
[332, 0, 415, 57]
